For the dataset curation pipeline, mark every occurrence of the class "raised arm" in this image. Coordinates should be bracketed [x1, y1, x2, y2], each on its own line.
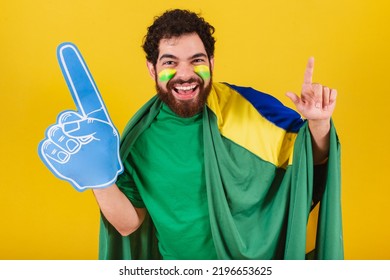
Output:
[38, 43, 144, 235]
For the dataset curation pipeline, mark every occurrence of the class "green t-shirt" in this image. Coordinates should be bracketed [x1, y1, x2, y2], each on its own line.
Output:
[118, 103, 218, 260]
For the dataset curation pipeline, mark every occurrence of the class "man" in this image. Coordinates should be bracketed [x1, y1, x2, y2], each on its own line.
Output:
[40, 9, 343, 260]
[94, 9, 342, 260]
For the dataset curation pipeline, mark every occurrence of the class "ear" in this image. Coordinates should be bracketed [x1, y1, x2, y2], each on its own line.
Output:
[146, 61, 156, 79]
[209, 57, 215, 72]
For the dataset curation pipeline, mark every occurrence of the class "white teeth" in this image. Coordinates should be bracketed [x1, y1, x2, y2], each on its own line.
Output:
[175, 85, 196, 91]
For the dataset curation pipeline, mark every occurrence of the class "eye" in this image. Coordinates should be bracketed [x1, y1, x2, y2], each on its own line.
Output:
[162, 60, 176, 66]
[193, 58, 206, 64]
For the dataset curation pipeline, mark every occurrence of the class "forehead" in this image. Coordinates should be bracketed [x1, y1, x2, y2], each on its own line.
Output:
[158, 33, 207, 59]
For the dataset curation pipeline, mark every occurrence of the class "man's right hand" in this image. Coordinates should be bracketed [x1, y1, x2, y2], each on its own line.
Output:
[38, 43, 123, 192]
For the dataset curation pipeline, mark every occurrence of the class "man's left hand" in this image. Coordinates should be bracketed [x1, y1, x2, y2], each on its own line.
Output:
[286, 57, 337, 122]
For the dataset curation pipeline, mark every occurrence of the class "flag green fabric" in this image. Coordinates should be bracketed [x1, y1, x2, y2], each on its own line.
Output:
[98, 82, 343, 260]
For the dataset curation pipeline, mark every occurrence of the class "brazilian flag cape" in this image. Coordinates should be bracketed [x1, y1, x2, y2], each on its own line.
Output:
[98, 82, 343, 260]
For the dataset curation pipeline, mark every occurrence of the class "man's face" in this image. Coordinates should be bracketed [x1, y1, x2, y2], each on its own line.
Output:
[147, 33, 214, 118]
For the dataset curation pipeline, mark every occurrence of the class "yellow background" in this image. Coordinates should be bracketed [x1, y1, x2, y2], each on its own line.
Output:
[1, 0, 389, 259]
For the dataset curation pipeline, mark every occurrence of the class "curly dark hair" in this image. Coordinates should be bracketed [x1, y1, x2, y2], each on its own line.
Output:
[142, 9, 216, 65]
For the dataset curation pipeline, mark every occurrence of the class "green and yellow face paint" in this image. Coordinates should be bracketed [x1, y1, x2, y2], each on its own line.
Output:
[194, 65, 211, 80]
[158, 68, 177, 83]
[158, 65, 210, 83]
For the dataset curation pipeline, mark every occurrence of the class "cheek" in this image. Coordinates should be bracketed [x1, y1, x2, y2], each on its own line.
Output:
[194, 65, 211, 81]
[155, 78, 171, 93]
[158, 69, 177, 83]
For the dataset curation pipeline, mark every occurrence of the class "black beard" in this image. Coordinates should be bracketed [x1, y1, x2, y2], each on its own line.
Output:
[155, 76, 212, 118]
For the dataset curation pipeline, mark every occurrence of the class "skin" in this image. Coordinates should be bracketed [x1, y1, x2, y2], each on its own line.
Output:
[93, 34, 336, 236]
[286, 57, 337, 164]
[147, 33, 214, 103]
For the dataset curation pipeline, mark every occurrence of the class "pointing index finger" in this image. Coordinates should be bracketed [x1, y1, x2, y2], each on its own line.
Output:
[304, 57, 315, 85]
[57, 42, 110, 122]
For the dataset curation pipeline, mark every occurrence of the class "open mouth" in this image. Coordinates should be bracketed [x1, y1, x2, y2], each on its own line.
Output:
[172, 84, 199, 100]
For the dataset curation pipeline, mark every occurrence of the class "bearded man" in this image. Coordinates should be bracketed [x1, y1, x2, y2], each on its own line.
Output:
[93, 9, 343, 260]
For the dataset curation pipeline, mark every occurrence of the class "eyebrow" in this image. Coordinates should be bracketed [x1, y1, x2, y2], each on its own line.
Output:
[159, 54, 177, 61]
[191, 53, 208, 59]
[158, 53, 208, 61]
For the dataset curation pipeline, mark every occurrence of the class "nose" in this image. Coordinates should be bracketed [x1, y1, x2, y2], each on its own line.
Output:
[175, 63, 196, 81]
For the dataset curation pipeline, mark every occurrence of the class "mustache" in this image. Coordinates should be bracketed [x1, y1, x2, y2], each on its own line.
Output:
[167, 77, 202, 86]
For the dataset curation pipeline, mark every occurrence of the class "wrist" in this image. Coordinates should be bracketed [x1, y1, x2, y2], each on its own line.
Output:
[308, 119, 331, 136]
[308, 118, 330, 128]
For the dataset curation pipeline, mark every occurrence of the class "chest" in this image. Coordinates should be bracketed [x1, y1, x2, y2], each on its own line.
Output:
[130, 115, 205, 202]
